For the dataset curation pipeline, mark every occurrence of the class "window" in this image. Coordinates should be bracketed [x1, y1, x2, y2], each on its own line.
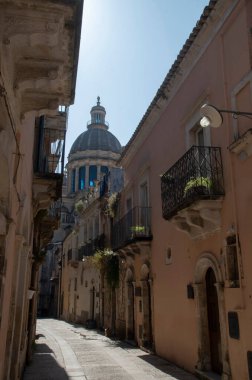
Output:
[61, 213, 66, 223]
[225, 235, 240, 287]
[89, 165, 97, 187]
[140, 182, 148, 207]
[101, 166, 108, 176]
[126, 198, 132, 212]
[126, 198, 133, 234]
[79, 166, 85, 190]
[71, 169, 76, 192]
[185, 106, 211, 150]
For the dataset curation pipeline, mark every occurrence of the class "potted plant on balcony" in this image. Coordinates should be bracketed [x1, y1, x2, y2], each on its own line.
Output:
[130, 225, 146, 237]
[184, 176, 212, 198]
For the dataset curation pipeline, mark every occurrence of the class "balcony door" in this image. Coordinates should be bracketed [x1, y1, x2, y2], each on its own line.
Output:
[140, 182, 149, 232]
[195, 127, 210, 181]
[196, 127, 205, 146]
[126, 198, 132, 240]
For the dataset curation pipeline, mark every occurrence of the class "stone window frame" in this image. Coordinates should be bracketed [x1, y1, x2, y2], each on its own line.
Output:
[184, 100, 211, 150]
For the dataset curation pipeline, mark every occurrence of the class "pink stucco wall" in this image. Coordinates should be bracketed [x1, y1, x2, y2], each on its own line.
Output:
[121, 1, 252, 378]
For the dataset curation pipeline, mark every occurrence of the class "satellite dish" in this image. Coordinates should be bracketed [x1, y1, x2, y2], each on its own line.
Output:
[200, 104, 223, 128]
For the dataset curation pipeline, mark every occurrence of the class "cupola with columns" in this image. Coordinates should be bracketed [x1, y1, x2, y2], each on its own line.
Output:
[67, 97, 122, 195]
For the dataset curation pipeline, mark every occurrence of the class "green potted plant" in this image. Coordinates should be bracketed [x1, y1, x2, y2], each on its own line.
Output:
[130, 225, 145, 235]
[75, 199, 85, 214]
[184, 176, 212, 197]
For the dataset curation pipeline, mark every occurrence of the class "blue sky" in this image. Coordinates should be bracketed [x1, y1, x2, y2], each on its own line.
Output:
[66, 0, 209, 157]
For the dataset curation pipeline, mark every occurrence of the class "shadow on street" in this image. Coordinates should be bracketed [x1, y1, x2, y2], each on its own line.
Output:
[23, 340, 69, 380]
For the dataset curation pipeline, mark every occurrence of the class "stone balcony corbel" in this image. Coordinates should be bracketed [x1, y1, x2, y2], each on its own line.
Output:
[170, 199, 223, 239]
[33, 178, 62, 216]
[21, 92, 60, 117]
[1, 3, 80, 117]
[14, 58, 60, 94]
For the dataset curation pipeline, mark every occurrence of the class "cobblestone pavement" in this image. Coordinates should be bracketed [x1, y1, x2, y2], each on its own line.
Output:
[23, 318, 198, 380]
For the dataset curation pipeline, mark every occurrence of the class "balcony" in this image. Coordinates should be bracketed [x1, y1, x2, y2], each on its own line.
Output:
[78, 234, 105, 260]
[33, 112, 67, 213]
[34, 113, 66, 178]
[111, 206, 152, 251]
[161, 146, 224, 239]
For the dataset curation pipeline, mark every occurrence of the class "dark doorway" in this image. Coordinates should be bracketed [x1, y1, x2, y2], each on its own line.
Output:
[147, 279, 153, 346]
[206, 268, 222, 374]
[91, 286, 95, 320]
[127, 282, 135, 340]
[142, 278, 153, 348]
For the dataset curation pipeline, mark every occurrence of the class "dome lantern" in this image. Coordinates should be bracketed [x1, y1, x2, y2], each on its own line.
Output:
[88, 96, 108, 130]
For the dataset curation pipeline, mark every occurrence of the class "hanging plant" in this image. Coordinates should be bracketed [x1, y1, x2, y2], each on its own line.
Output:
[91, 249, 119, 288]
[75, 199, 85, 214]
[103, 193, 120, 218]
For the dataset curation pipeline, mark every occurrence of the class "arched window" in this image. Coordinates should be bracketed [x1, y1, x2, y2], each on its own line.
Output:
[89, 165, 97, 187]
[79, 166, 85, 190]
[71, 169, 76, 192]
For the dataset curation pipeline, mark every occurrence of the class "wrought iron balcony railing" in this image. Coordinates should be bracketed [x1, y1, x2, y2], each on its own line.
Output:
[87, 120, 109, 128]
[111, 206, 152, 251]
[34, 112, 67, 178]
[78, 234, 105, 260]
[161, 146, 225, 220]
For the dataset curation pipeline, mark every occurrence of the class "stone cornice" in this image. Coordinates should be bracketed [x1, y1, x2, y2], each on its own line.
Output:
[67, 150, 121, 166]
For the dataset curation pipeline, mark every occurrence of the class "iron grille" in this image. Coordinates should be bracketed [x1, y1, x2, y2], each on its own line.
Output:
[111, 206, 152, 251]
[161, 146, 224, 220]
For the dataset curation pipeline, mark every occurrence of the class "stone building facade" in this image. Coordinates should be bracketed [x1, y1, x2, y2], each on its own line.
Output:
[0, 1, 83, 379]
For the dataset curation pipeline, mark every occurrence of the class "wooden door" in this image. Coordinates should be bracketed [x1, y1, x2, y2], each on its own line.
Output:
[206, 268, 222, 374]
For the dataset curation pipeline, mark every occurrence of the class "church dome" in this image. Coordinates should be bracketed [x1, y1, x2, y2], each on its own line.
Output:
[69, 97, 121, 155]
[69, 128, 121, 155]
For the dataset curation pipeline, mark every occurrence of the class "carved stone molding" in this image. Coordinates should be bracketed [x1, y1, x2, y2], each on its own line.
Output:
[33, 179, 61, 216]
[2, 10, 59, 43]
[193, 253, 231, 379]
[170, 199, 223, 239]
[229, 129, 252, 160]
[14, 58, 61, 93]
[21, 92, 60, 116]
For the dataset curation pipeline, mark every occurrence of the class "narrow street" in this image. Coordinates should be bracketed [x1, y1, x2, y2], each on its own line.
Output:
[23, 319, 198, 380]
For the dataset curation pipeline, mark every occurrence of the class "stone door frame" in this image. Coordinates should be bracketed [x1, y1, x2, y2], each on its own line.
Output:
[193, 252, 231, 379]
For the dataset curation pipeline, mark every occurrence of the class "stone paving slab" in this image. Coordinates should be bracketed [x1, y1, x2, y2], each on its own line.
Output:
[23, 318, 198, 380]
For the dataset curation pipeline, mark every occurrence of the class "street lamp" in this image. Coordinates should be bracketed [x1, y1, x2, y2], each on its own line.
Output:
[200, 104, 252, 128]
